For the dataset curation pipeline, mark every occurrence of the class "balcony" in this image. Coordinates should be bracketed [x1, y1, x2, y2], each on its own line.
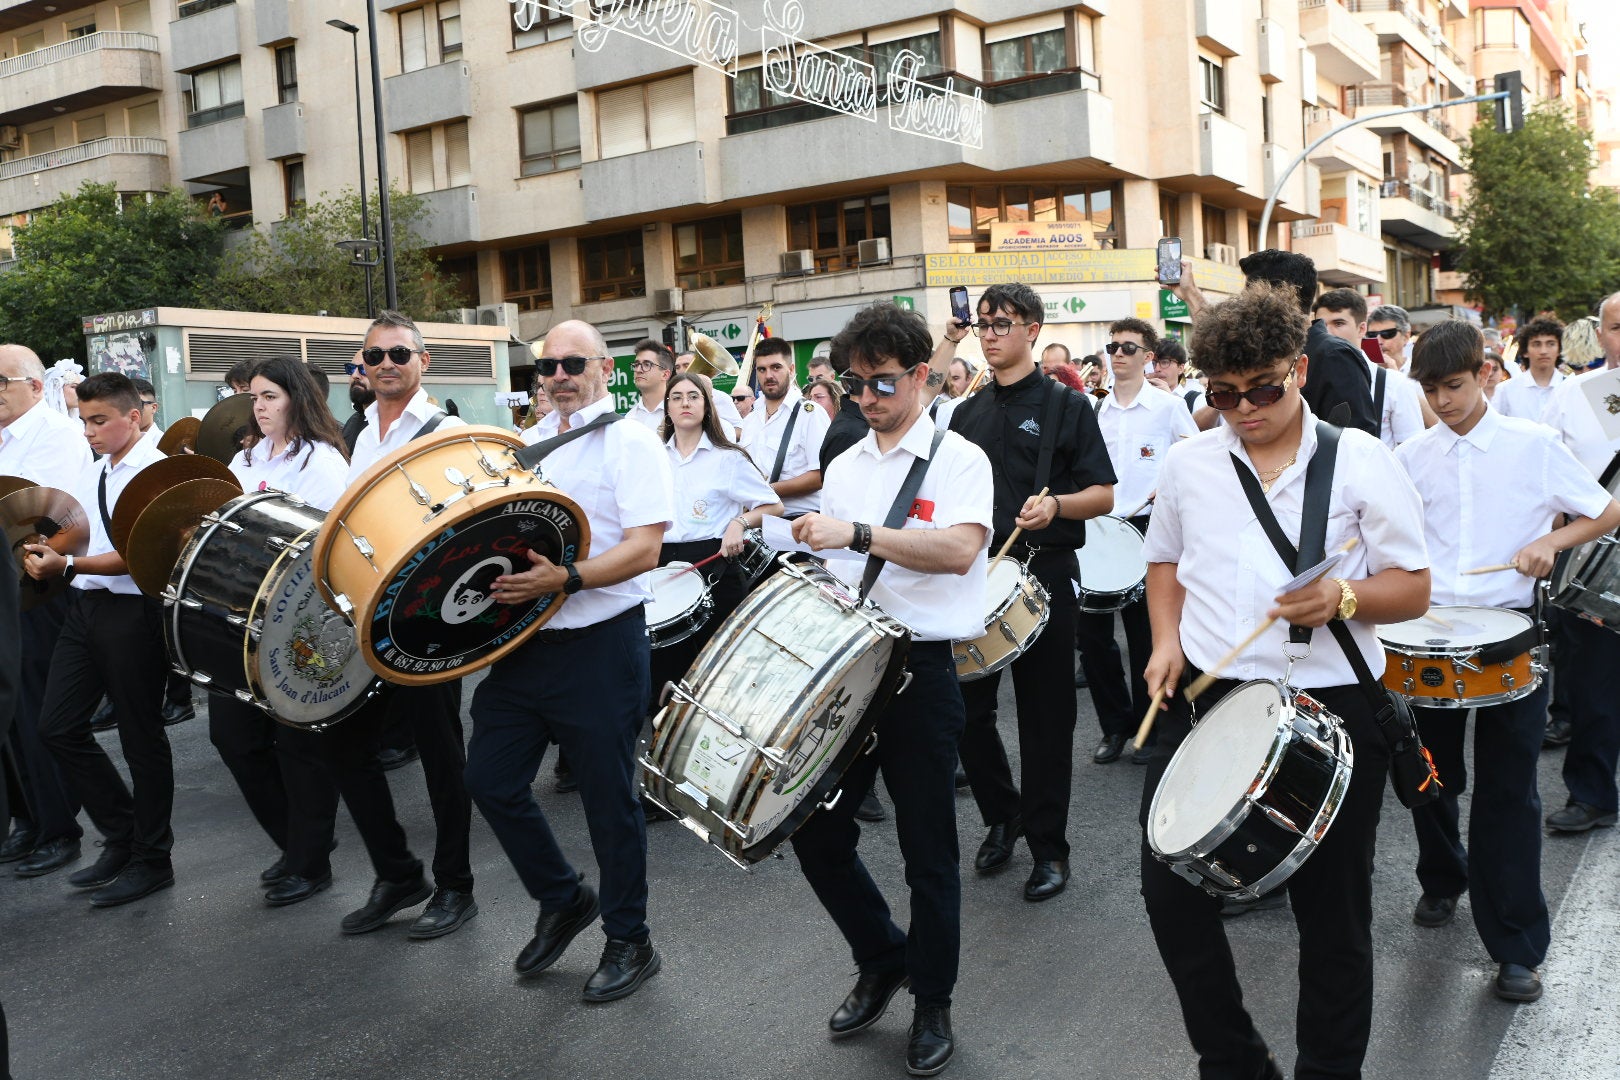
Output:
[1344, 82, 1461, 162]
[1198, 111, 1249, 189]
[384, 62, 471, 133]
[1378, 178, 1456, 249]
[1291, 221, 1385, 284]
[583, 142, 708, 223]
[255, 0, 292, 46]
[1304, 106, 1383, 177]
[1299, 0, 1380, 85]
[0, 136, 169, 217]
[178, 113, 248, 184]
[170, 0, 241, 73]
[261, 101, 304, 160]
[0, 32, 162, 127]
[0, 0, 97, 35]
[1346, 0, 1469, 93]
[1264, 144, 1317, 217]
[1196, 0, 1244, 57]
[411, 185, 481, 248]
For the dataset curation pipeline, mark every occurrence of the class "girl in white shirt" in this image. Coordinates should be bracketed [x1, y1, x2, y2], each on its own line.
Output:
[231, 356, 351, 511]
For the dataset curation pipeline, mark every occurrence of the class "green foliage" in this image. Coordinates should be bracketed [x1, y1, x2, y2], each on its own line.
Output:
[0, 183, 224, 362]
[1456, 101, 1620, 321]
[201, 188, 468, 319]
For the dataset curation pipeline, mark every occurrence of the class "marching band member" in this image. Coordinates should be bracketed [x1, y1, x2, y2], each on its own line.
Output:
[739, 337, 830, 518]
[945, 284, 1116, 901]
[130, 374, 197, 727]
[792, 301, 991, 1077]
[1141, 283, 1430, 1078]
[1396, 321, 1620, 1003]
[1489, 317, 1565, 421]
[627, 340, 743, 439]
[465, 319, 674, 1002]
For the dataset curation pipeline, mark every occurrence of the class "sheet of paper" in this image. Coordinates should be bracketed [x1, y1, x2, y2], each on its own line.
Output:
[1278, 549, 1346, 595]
[760, 516, 863, 562]
[1576, 366, 1620, 442]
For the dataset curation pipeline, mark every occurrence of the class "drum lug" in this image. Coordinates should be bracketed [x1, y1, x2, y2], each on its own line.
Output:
[180, 597, 204, 611]
[964, 644, 986, 668]
[1257, 801, 1304, 836]
[475, 452, 503, 478]
[1453, 680, 1467, 697]
[200, 512, 242, 534]
[863, 729, 880, 756]
[1400, 657, 1414, 673]
[161, 586, 180, 604]
[189, 671, 213, 686]
[894, 669, 913, 696]
[266, 535, 292, 552]
[248, 618, 263, 641]
[816, 787, 843, 813]
[998, 619, 1018, 644]
[233, 689, 257, 705]
[1020, 591, 1043, 616]
[226, 613, 247, 628]
[1402, 677, 1416, 693]
[1501, 673, 1516, 690]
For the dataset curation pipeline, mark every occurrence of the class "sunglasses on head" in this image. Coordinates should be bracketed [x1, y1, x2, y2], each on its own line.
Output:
[1205, 364, 1296, 411]
[840, 366, 919, 398]
[1105, 341, 1148, 356]
[1370, 327, 1404, 340]
[360, 346, 419, 367]
[538, 354, 606, 377]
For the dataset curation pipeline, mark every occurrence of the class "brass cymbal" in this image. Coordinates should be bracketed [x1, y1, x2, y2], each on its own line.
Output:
[0, 475, 37, 501]
[194, 393, 256, 464]
[2, 486, 91, 613]
[158, 416, 203, 456]
[110, 453, 240, 558]
[125, 478, 241, 597]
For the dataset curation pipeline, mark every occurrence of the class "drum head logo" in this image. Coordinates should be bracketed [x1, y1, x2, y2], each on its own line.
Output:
[442, 556, 511, 624]
[774, 687, 851, 794]
[289, 612, 356, 687]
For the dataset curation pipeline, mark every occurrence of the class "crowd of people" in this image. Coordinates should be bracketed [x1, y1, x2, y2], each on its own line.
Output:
[3, 250, 1620, 1077]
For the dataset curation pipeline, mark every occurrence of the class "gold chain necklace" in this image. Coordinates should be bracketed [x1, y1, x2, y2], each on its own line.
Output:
[1258, 449, 1299, 493]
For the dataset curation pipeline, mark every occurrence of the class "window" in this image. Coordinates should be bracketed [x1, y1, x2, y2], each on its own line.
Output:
[596, 73, 695, 158]
[986, 29, 1065, 82]
[440, 254, 478, 308]
[869, 31, 942, 91]
[674, 215, 745, 290]
[788, 193, 891, 272]
[187, 61, 245, 127]
[518, 99, 581, 176]
[283, 158, 306, 214]
[1199, 56, 1224, 113]
[1159, 190, 1181, 240]
[406, 129, 434, 193]
[439, 1, 462, 61]
[578, 230, 646, 303]
[127, 101, 161, 138]
[445, 120, 470, 186]
[400, 7, 428, 73]
[66, 16, 97, 38]
[1202, 204, 1229, 247]
[15, 30, 45, 54]
[946, 184, 1117, 253]
[502, 244, 553, 311]
[118, 1, 153, 34]
[75, 115, 107, 143]
[274, 45, 298, 104]
[514, 6, 573, 48]
[730, 66, 795, 114]
[403, 122, 469, 193]
[26, 127, 56, 156]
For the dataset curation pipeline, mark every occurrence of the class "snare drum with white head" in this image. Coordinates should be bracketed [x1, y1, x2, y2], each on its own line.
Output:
[1076, 515, 1148, 613]
[953, 558, 1050, 680]
[645, 563, 713, 649]
[1378, 606, 1542, 708]
[1550, 535, 1620, 630]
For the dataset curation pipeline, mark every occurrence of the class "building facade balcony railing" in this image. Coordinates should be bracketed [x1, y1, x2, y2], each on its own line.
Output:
[1380, 178, 1454, 219]
[0, 30, 159, 79]
[0, 135, 167, 182]
[187, 101, 245, 129]
[178, 0, 235, 18]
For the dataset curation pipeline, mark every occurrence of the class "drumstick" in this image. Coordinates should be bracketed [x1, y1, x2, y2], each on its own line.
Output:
[1420, 610, 1454, 631]
[1124, 494, 1154, 519]
[990, 487, 1051, 570]
[1133, 687, 1167, 751]
[1463, 563, 1518, 575]
[963, 362, 990, 397]
[666, 550, 727, 580]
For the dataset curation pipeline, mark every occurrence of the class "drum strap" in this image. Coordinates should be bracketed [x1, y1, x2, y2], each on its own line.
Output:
[768, 401, 804, 484]
[96, 465, 114, 536]
[341, 409, 446, 455]
[415, 410, 449, 440]
[1372, 367, 1388, 438]
[858, 427, 946, 602]
[511, 412, 624, 470]
[1033, 377, 1065, 498]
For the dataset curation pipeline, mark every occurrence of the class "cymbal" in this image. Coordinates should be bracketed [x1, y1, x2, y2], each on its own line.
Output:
[110, 454, 240, 558]
[0, 475, 37, 501]
[194, 394, 256, 464]
[2, 486, 91, 612]
[125, 478, 240, 597]
[158, 416, 202, 456]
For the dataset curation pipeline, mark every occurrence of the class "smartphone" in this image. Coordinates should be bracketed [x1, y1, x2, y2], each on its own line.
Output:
[1156, 238, 1183, 286]
[949, 286, 972, 329]
[1361, 337, 1386, 368]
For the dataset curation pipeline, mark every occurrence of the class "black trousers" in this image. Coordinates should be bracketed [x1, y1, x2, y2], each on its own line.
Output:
[792, 641, 965, 1006]
[38, 590, 173, 867]
[1139, 674, 1388, 1080]
[648, 539, 747, 715]
[9, 595, 82, 843]
[1558, 614, 1620, 813]
[959, 549, 1078, 860]
[1075, 514, 1154, 738]
[1544, 607, 1575, 730]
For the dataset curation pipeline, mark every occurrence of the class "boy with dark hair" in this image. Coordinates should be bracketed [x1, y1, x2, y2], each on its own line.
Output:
[1493, 316, 1565, 421]
[1312, 289, 1434, 447]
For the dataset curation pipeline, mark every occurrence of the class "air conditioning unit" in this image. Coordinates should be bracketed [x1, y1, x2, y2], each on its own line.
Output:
[857, 237, 891, 266]
[474, 303, 519, 328]
[0, 126, 19, 150]
[653, 287, 685, 316]
[780, 249, 814, 276]
[453, 308, 480, 325]
[1205, 242, 1238, 266]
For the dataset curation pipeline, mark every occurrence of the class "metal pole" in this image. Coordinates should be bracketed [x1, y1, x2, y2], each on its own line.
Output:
[364, 0, 398, 310]
[349, 33, 375, 317]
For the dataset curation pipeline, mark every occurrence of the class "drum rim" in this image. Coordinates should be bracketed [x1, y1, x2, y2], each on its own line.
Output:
[1551, 535, 1620, 616]
[955, 573, 1052, 682]
[1377, 605, 1534, 655]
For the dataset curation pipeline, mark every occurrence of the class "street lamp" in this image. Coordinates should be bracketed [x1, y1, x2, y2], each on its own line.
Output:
[364, 0, 399, 310]
[326, 17, 375, 317]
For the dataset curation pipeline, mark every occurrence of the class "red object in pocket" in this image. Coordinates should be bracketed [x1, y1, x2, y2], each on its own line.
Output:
[909, 498, 935, 522]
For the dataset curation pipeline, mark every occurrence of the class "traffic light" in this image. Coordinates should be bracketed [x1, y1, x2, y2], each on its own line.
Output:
[661, 323, 676, 349]
[1493, 70, 1524, 134]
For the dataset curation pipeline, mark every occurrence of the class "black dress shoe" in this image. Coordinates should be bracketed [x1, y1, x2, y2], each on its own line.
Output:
[1494, 963, 1543, 1002]
[160, 700, 195, 726]
[376, 746, 419, 772]
[515, 884, 599, 976]
[1413, 893, 1458, 928]
[340, 874, 432, 934]
[954, 764, 969, 790]
[68, 845, 130, 889]
[1024, 859, 1070, 902]
[1131, 741, 1155, 765]
[260, 854, 288, 885]
[89, 698, 116, 732]
[408, 888, 478, 939]
[1542, 718, 1572, 749]
[15, 837, 81, 878]
[906, 1004, 954, 1076]
[265, 874, 333, 907]
[582, 938, 662, 1002]
[0, 823, 38, 863]
[642, 795, 676, 823]
[829, 967, 909, 1037]
[1546, 801, 1618, 833]
[973, 819, 1021, 874]
[1092, 734, 1127, 764]
[554, 763, 578, 794]
[1074, 668, 1089, 689]
[855, 791, 887, 822]
[90, 863, 174, 908]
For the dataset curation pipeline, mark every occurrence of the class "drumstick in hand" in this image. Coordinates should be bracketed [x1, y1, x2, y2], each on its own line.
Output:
[1133, 687, 1167, 751]
[1462, 563, 1518, 575]
[990, 487, 1051, 570]
[1420, 611, 1454, 631]
[666, 550, 727, 580]
[1124, 494, 1154, 519]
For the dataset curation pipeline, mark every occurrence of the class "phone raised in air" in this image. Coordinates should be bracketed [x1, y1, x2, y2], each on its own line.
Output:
[1156, 238, 1183, 286]
[949, 286, 972, 329]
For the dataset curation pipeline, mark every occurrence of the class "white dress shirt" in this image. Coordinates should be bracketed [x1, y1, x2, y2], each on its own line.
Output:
[1143, 402, 1429, 687]
[931, 395, 965, 431]
[820, 411, 993, 642]
[1368, 360, 1427, 448]
[739, 385, 832, 514]
[71, 436, 167, 595]
[346, 389, 466, 483]
[1539, 363, 1620, 479]
[141, 424, 164, 447]
[231, 439, 351, 513]
[521, 393, 673, 629]
[664, 434, 779, 543]
[1395, 406, 1613, 609]
[627, 389, 744, 438]
[0, 398, 91, 492]
[1489, 369, 1564, 423]
[1094, 383, 1199, 517]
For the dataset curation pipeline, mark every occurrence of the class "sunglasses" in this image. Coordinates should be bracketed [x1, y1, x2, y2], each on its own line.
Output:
[1105, 341, 1148, 356]
[730, 393, 752, 402]
[344, 362, 365, 376]
[841, 367, 918, 398]
[538, 354, 606, 377]
[1369, 327, 1404, 340]
[360, 346, 419, 366]
[1205, 365, 1296, 411]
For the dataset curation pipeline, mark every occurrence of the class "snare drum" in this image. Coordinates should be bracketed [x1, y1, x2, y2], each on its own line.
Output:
[1550, 534, 1620, 630]
[1076, 515, 1147, 613]
[307, 426, 589, 685]
[640, 560, 911, 867]
[645, 563, 713, 649]
[166, 491, 379, 729]
[735, 528, 777, 588]
[1378, 606, 1541, 708]
[1148, 680, 1354, 901]
[953, 558, 1050, 680]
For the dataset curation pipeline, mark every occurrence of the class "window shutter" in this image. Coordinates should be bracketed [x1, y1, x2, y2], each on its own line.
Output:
[407, 129, 434, 192]
[446, 120, 471, 186]
[401, 8, 428, 73]
[597, 84, 646, 158]
[647, 72, 695, 150]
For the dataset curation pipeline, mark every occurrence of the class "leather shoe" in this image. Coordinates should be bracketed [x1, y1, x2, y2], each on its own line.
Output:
[89, 698, 116, 732]
[582, 938, 662, 1002]
[1413, 893, 1458, 928]
[68, 845, 130, 889]
[642, 795, 676, 823]
[554, 762, 578, 793]
[973, 819, 1021, 874]
[90, 862, 174, 907]
[1074, 667, 1088, 689]
[1542, 718, 1572, 748]
[160, 700, 195, 726]
[1092, 734, 1127, 764]
[15, 837, 81, 878]
[340, 874, 431, 934]
[1494, 963, 1543, 1002]
[0, 823, 38, 863]
[515, 883, 599, 976]
[264, 874, 333, 907]
[260, 854, 288, 885]
[906, 1004, 954, 1076]
[954, 764, 969, 790]
[829, 967, 910, 1037]
[1131, 741, 1155, 765]
[855, 791, 886, 822]
[376, 746, 419, 772]
[408, 887, 477, 939]
[1546, 801, 1617, 833]
[1024, 859, 1070, 902]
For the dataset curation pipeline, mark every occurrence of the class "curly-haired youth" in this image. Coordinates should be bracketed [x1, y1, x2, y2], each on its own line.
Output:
[1189, 282, 1309, 378]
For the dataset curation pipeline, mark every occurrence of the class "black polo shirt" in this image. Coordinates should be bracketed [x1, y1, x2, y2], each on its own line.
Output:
[949, 367, 1116, 549]
[1303, 319, 1378, 437]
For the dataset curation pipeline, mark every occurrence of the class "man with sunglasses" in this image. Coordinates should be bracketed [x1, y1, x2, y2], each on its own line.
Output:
[131, 378, 163, 447]
[1366, 304, 1413, 374]
[941, 283, 1116, 904]
[340, 353, 375, 455]
[739, 337, 830, 518]
[1139, 282, 1429, 1079]
[1313, 289, 1435, 448]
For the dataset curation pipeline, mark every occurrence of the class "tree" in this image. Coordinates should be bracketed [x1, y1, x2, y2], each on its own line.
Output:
[1455, 101, 1620, 321]
[202, 188, 468, 319]
[0, 183, 225, 362]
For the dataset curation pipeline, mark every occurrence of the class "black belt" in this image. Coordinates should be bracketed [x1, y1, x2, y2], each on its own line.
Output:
[531, 603, 642, 644]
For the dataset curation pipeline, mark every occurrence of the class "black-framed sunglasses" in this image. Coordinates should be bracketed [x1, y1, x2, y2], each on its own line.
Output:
[1205, 364, 1297, 411]
[841, 366, 920, 398]
[344, 362, 365, 376]
[1105, 341, 1149, 356]
[1369, 327, 1404, 340]
[538, 354, 606, 377]
[360, 345, 419, 366]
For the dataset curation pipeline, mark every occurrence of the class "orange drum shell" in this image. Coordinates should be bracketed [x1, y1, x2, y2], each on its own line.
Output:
[1380, 649, 1536, 706]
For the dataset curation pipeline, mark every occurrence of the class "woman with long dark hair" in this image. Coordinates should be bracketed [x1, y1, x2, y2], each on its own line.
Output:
[232, 355, 350, 509]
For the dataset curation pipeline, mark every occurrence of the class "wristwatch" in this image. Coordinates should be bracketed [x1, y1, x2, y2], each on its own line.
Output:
[62, 554, 76, 583]
[563, 563, 584, 595]
[1331, 578, 1358, 621]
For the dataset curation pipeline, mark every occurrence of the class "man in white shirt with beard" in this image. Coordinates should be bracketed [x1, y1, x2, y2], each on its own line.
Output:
[739, 337, 830, 517]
